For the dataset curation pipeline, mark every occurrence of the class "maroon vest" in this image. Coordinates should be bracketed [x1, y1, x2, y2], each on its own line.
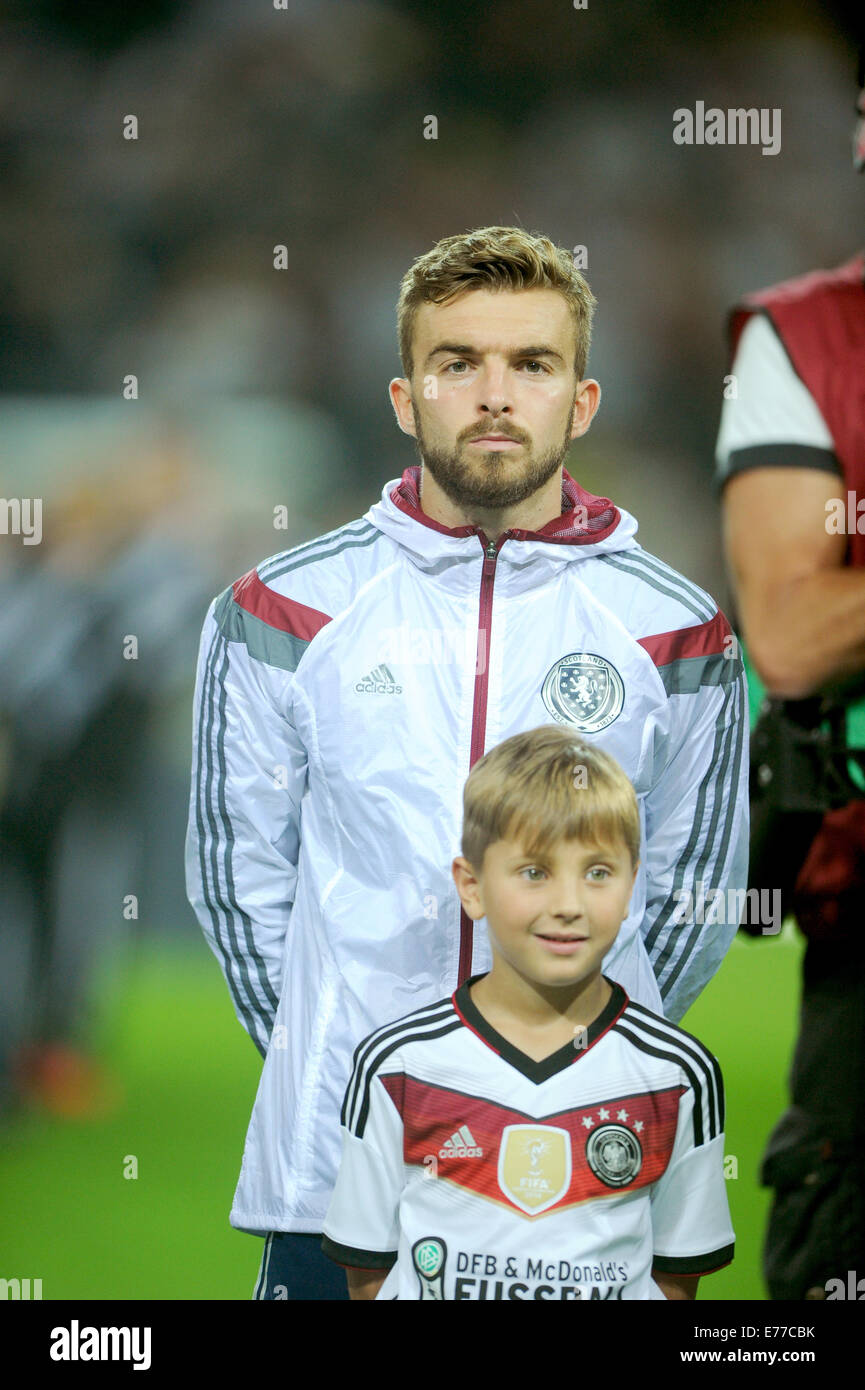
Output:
[729, 253, 865, 939]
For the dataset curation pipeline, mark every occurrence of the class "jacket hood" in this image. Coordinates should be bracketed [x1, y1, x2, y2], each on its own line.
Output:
[365, 464, 639, 568]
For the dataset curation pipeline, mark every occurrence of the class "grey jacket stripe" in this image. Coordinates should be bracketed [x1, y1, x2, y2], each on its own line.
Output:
[214, 587, 312, 673]
[617, 549, 715, 619]
[620, 1006, 723, 1133]
[258, 519, 377, 580]
[656, 678, 745, 1005]
[345, 1002, 456, 1132]
[654, 650, 741, 697]
[613, 1022, 712, 1147]
[203, 631, 280, 1053]
[599, 552, 713, 623]
[646, 676, 743, 989]
[646, 678, 737, 967]
[197, 629, 264, 1051]
[213, 631, 281, 1027]
[262, 524, 381, 582]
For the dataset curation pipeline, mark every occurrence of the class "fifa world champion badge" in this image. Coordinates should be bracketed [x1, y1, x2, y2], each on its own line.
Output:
[412, 1238, 447, 1299]
[541, 653, 625, 733]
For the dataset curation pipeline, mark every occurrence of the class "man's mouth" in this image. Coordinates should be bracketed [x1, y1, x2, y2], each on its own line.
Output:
[468, 434, 522, 448]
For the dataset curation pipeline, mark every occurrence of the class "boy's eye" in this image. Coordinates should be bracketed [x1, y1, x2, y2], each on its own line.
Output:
[520, 866, 546, 882]
[587, 866, 611, 882]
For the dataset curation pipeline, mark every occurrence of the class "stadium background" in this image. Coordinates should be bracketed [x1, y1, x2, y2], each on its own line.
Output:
[0, 0, 859, 1300]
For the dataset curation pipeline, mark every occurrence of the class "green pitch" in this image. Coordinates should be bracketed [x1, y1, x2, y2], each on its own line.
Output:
[0, 929, 803, 1300]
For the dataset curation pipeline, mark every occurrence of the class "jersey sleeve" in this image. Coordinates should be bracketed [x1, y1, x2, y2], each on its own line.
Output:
[650, 1064, 735, 1276]
[715, 312, 841, 488]
[321, 1063, 405, 1270]
[639, 614, 750, 1023]
[185, 588, 308, 1056]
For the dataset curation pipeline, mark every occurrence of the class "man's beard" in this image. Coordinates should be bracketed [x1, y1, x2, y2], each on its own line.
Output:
[412, 409, 574, 513]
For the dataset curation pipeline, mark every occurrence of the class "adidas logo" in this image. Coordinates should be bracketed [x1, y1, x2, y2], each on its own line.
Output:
[438, 1125, 483, 1159]
[355, 664, 402, 695]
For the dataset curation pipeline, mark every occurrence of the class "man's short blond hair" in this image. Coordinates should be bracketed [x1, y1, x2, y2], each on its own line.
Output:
[397, 225, 596, 382]
[461, 725, 640, 872]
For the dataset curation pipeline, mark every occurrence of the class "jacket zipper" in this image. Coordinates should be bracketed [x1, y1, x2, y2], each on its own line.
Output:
[458, 532, 505, 984]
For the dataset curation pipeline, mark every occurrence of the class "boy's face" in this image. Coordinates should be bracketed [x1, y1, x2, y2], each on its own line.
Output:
[454, 834, 638, 991]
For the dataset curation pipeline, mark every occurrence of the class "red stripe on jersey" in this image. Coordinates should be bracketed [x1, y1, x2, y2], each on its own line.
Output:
[232, 568, 331, 639]
[379, 1074, 684, 1215]
[638, 609, 731, 668]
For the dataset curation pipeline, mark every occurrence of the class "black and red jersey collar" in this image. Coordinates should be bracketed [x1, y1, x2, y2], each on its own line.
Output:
[452, 973, 629, 1084]
[389, 464, 621, 547]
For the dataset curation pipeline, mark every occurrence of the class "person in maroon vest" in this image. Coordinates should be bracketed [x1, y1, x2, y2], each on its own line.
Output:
[715, 62, 865, 1300]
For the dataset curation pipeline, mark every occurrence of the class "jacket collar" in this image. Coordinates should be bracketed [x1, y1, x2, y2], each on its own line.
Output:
[387, 464, 622, 546]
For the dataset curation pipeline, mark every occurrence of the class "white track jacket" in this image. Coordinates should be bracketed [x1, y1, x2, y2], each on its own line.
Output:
[186, 465, 749, 1234]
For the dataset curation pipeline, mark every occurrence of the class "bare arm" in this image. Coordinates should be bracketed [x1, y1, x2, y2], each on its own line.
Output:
[722, 467, 865, 698]
[653, 1271, 699, 1301]
[346, 1267, 389, 1300]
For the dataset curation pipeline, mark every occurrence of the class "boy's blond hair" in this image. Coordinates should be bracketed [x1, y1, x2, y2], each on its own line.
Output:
[461, 725, 640, 871]
[396, 225, 596, 383]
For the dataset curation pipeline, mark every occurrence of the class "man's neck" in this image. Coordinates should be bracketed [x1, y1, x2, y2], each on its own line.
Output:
[418, 466, 566, 541]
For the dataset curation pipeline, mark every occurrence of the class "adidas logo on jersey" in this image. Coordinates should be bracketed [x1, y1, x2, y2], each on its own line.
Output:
[439, 1125, 483, 1159]
[355, 664, 402, 694]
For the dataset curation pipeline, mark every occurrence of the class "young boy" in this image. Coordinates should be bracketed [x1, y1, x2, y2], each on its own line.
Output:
[321, 726, 735, 1300]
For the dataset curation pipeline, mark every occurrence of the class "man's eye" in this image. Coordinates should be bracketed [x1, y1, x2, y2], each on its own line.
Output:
[445, 360, 470, 373]
[522, 360, 546, 373]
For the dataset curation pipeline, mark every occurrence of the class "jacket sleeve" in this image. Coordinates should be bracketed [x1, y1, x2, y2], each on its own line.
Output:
[185, 586, 309, 1056]
[639, 612, 750, 1022]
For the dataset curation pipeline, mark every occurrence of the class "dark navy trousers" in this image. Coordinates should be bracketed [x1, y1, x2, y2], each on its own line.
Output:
[253, 1232, 351, 1301]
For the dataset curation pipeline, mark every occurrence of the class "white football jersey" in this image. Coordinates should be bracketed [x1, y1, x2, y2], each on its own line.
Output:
[322, 978, 734, 1300]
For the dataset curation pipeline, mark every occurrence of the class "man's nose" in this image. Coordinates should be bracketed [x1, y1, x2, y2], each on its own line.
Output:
[476, 364, 512, 414]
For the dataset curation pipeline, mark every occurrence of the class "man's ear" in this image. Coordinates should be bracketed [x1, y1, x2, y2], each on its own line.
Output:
[452, 855, 485, 921]
[570, 379, 601, 440]
[389, 377, 416, 436]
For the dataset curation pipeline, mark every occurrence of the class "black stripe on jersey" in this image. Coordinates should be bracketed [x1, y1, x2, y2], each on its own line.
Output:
[343, 1000, 458, 1132]
[320, 1235, 398, 1271]
[652, 1243, 735, 1276]
[353, 1021, 464, 1140]
[613, 1021, 719, 1148]
[625, 1001, 724, 1133]
[718, 443, 842, 490]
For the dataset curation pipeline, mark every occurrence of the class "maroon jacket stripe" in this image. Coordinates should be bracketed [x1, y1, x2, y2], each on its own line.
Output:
[637, 609, 731, 668]
[232, 568, 331, 640]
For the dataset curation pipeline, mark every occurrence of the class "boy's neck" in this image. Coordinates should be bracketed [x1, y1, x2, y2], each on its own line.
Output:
[469, 965, 612, 1063]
